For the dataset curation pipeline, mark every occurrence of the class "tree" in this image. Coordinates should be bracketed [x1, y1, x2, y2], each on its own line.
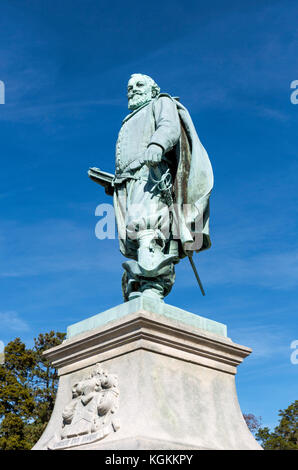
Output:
[256, 401, 298, 450]
[0, 414, 29, 450]
[0, 331, 65, 450]
[0, 338, 36, 450]
[243, 413, 262, 435]
[32, 332, 66, 422]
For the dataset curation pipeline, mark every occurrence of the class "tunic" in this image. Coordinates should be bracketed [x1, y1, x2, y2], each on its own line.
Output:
[113, 96, 181, 259]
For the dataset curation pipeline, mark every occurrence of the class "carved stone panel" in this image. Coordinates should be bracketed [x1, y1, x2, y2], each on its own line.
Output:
[48, 363, 119, 449]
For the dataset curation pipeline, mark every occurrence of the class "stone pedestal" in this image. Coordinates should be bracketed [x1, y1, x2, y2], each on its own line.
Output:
[33, 297, 262, 450]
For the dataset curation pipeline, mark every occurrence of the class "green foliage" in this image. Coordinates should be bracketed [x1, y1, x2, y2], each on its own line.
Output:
[0, 331, 65, 450]
[0, 338, 36, 421]
[256, 401, 298, 450]
[0, 414, 30, 450]
[33, 331, 66, 424]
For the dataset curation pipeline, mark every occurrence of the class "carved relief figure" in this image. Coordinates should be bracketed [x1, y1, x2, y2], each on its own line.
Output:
[60, 364, 119, 441]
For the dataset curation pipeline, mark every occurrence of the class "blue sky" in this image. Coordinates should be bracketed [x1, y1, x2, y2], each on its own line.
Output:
[0, 0, 297, 431]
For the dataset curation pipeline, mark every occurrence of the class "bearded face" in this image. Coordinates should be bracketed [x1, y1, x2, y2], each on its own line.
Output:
[127, 75, 153, 110]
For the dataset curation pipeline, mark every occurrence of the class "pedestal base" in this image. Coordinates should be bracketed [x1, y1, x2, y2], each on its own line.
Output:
[33, 298, 262, 450]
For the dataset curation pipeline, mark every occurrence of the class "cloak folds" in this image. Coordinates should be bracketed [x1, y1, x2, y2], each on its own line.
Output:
[159, 94, 214, 257]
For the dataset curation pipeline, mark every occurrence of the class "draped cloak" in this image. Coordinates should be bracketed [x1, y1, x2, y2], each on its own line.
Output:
[159, 94, 214, 257]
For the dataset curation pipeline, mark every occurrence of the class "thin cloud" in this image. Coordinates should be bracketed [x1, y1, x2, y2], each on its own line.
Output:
[0, 311, 30, 333]
[230, 324, 291, 360]
[178, 248, 298, 291]
[0, 99, 124, 123]
[0, 218, 122, 278]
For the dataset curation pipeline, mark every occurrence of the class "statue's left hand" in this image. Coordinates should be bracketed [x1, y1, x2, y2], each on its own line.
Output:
[144, 144, 163, 165]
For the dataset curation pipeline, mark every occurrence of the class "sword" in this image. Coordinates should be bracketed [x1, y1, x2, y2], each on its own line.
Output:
[187, 254, 205, 296]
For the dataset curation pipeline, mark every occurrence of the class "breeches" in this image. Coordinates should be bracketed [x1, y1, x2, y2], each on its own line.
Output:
[114, 162, 171, 256]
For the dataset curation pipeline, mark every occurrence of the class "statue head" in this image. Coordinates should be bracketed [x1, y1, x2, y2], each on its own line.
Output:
[127, 73, 160, 110]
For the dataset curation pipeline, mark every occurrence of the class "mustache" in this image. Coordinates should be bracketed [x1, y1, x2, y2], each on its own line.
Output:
[128, 91, 144, 98]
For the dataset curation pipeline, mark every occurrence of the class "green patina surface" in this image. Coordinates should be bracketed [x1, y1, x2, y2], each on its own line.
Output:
[66, 296, 227, 339]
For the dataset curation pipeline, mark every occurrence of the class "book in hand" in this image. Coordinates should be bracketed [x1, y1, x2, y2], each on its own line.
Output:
[88, 167, 114, 196]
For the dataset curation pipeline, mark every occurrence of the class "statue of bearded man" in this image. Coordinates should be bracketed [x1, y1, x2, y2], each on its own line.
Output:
[90, 73, 214, 302]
